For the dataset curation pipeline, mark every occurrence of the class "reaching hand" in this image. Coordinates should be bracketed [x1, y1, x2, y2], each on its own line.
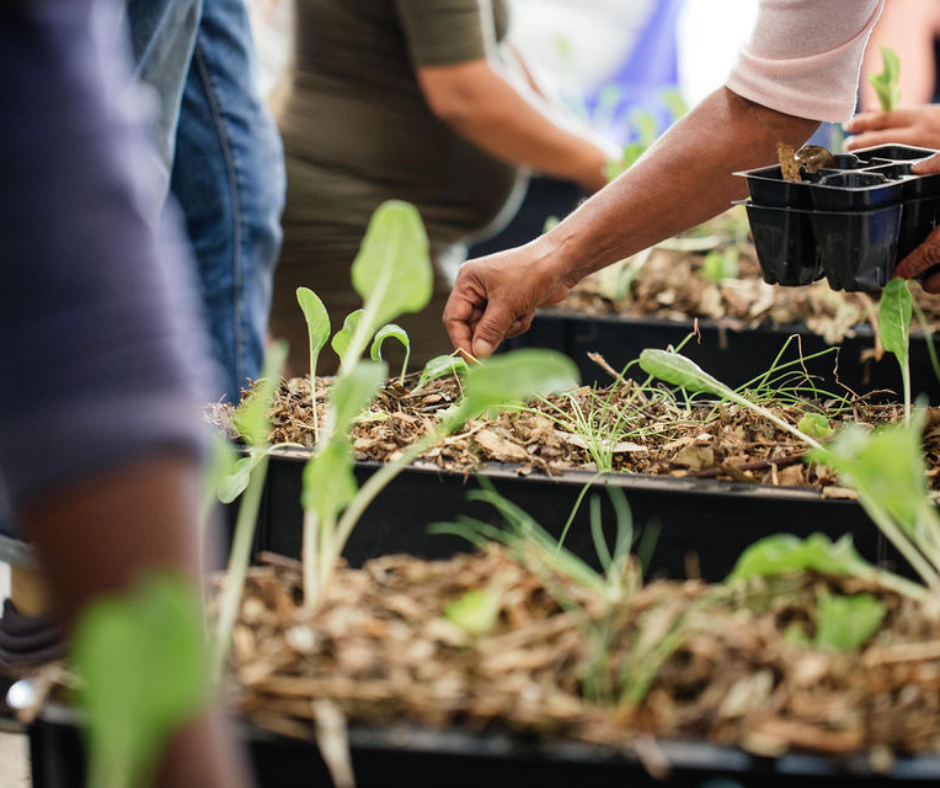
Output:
[896, 224, 940, 294]
[443, 242, 573, 358]
[844, 107, 940, 151]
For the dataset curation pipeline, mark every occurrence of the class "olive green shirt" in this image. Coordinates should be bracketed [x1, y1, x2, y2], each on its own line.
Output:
[279, 0, 520, 263]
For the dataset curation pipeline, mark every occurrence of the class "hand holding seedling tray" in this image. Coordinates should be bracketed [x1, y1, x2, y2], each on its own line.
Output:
[736, 143, 940, 291]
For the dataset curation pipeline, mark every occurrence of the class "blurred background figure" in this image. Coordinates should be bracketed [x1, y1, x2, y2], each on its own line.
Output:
[268, 0, 619, 374]
[846, 0, 940, 151]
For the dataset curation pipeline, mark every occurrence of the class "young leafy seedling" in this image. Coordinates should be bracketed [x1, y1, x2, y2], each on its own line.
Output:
[879, 278, 913, 423]
[330, 309, 365, 369]
[296, 287, 331, 440]
[73, 574, 209, 788]
[638, 349, 824, 450]
[868, 46, 902, 112]
[340, 201, 433, 373]
[370, 323, 410, 385]
[702, 248, 739, 283]
[213, 340, 287, 679]
[814, 589, 886, 652]
[416, 353, 469, 390]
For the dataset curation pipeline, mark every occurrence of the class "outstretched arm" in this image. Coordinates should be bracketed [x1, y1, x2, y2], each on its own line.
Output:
[443, 86, 819, 357]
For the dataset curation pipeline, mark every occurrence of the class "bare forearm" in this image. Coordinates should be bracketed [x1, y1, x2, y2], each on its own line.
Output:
[420, 61, 613, 191]
[540, 87, 820, 285]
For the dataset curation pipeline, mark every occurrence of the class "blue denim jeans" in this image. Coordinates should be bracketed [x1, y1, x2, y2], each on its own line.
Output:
[0, 0, 285, 556]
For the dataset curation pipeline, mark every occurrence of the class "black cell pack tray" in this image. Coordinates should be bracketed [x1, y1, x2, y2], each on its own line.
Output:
[504, 309, 940, 401]
[737, 144, 940, 290]
[254, 452, 896, 583]
[30, 702, 940, 788]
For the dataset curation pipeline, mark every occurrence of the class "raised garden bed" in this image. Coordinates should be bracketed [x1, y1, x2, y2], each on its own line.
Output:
[510, 209, 940, 394]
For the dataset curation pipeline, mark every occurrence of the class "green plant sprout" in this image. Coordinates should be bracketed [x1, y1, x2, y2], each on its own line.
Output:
[370, 323, 410, 385]
[339, 200, 433, 374]
[879, 279, 913, 423]
[416, 353, 469, 390]
[73, 574, 209, 788]
[302, 350, 580, 609]
[813, 588, 886, 652]
[810, 412, 940, 600]
[868, 46, 901, 112]
[702, 247, 739, 283]
[213, 340, 287, 681]
[296, 287, 330, 440]
[330, 309, 364, 368]
[638, 348, 825, 451]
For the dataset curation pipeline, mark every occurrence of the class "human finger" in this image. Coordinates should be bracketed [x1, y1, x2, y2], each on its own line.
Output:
[912, 152, 940, 175]
[844, 109, 917, 134]
[844, 128, 919, 151]
[894, 225, 940, 280]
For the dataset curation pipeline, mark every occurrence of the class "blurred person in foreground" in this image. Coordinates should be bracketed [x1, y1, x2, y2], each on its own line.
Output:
[269, 0, 619, 374]
[1, 2, 251, 786]
[443, 0, 940, 359]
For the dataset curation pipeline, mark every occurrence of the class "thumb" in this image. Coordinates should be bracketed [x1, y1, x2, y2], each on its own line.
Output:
[471, 301, 518, 359]
[912, 152, 940, 176]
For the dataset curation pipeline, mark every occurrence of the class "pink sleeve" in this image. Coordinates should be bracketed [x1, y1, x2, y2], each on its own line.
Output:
[726, 0, 884, 122]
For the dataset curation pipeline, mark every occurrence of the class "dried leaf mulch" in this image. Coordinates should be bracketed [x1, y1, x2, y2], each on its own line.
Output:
[227, 549, 940, 759]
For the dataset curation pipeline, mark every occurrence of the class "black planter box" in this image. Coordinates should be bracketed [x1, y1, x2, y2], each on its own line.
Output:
[504, 310, 940, 401]
[29, 703, 940, 788]
[253, 452, 893, 583]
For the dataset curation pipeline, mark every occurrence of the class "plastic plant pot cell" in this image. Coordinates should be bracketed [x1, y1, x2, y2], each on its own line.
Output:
[809, 204, 902, 291]
[742, 202, 823, 286]
[897, 196, 940, 260]
[851, 144, 937, 163]
[810, 172, 904, 211]
[863, 161, 940, 200]
[735, 166, 814, 209]
[830, 153, 865, 169]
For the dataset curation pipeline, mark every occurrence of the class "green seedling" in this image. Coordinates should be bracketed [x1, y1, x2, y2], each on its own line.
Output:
[340, 200, 433, 373]
[810, 413, 940, 598]
[213, 340, 287, 679]
[417, 354, 470, 390]
[296, 287, 331, 440]
[661, 88, 689, 123]
[370, 323, 410, 385]
[330, 309, 365, 369]
[797, 413, 834, 440]
[638, 348, 824, 450]
[302, 349, 579, 609]
[814, 589, 886, 652]
[702, 248, 739, 283]
[879, 279, 913, 422]
[868, 46, 902, 112]
[73, 574, 209, 788]
[444, 589, 501, 638]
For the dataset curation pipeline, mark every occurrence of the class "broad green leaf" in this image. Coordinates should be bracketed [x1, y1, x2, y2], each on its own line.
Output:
[661, 88, 689, 122]
[296, 287, 331, 362]
[459, 350, 580, 422]
[351, 201, 433, 331]
[330, 310, 366, 367]
[73, 574, 209, 788]
[203, 433, 239, 505]
[302, 437, 358, 525]
[797, 413, 834, 440]
[729, 533, 873, 582]
[444, 589, 500, 637]
[639, 349, 733, 398]
[217, 455, 255, 504]
[879, 279, 912, 363]
[810, 417, 930, 540]
[416, 354, 469, 390]
[323, 360, 387, 439]
[232, 340, 287, 447]
[815, 590, 886, 652]
[868, 46, 902, 112]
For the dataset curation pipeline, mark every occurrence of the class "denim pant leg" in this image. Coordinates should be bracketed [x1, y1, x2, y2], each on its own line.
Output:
[122, 0, 202, 203]
[169, 0, 286, 403]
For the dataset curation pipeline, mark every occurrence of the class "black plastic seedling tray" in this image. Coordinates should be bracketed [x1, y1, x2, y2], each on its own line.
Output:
[29, 700, 940, 788]
[738, 144, 940, 290]
[253, 453, 895, 583]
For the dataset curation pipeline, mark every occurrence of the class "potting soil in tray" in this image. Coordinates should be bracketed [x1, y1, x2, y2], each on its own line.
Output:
[738, 144, 940, 291]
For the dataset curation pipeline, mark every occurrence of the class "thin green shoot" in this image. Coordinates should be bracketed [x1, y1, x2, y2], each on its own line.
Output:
[911, 298, 940, 389]
[370, 323, 411, 385]
[296, 286, 330, 441]
[879, 279, 913, 422]
[868, 46, 902, 112]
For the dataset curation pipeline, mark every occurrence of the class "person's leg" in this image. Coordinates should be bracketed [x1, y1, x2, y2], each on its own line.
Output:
[170, 0, 286, 402]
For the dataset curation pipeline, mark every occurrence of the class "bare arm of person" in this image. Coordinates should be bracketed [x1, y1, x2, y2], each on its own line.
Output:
[443, 86, 819, 358]
[417, 58, 619, 194]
